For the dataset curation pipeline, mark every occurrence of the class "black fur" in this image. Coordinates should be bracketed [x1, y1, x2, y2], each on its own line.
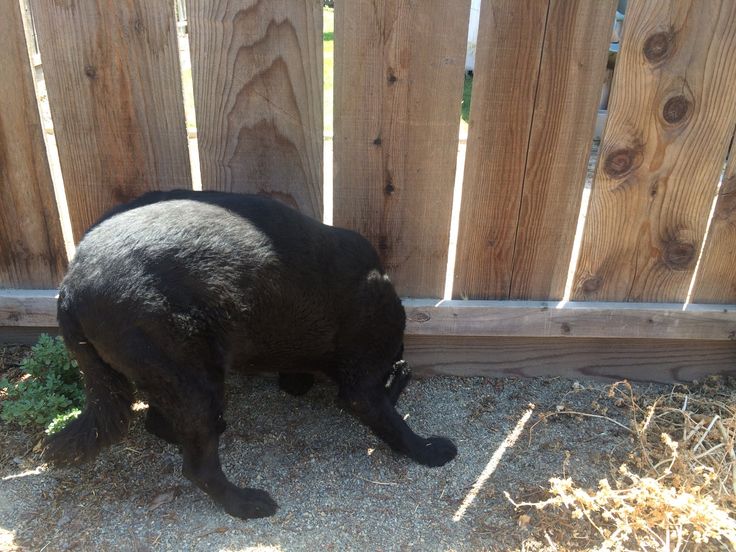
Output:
[43, 190, 457, 519]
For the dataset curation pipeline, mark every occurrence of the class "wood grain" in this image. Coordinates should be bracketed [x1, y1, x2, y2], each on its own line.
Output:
[333, 0, 471, 297]
[0, 290, 57, 327]
[6, 290, 733, 342]
[4, 289, 733, 382]
[188, 0, 323, 218]
[403, 300, 736, 341]
[453, 0, 549, 300]
[3, 320, 733, 382]
[405, 335, 736, 383]
[0, 1, 67, 288]
[572, 0, 736, 302]
[31, 0, 191, 241]
[509, 0, 617, 300]
[691, 132, 736, 302]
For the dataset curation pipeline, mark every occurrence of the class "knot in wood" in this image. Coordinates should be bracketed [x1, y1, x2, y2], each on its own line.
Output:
[560, 322, 571, 335]
[378, 235, 389, 251]
[384, 182, 395, 195]
[663, 240, 696, 270]
[387, 70, 398, 84]
[604, 148, 640, 179]
[373, 137, 382, 146]
[581, 276, 601, 293]
[643, 31, 673, 63]
[84, 65, 97, 79]
[662, 95, 690, 125]
[410, 312, 431, 324]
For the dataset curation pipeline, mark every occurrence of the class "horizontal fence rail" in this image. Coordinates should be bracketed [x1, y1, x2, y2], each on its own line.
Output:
[1, 0, 735, 381]
[2, 291, 734, 382]
[4, 291, 734, 342]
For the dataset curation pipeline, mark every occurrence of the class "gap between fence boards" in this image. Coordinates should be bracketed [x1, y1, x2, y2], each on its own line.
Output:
[1, 290, 735, 341]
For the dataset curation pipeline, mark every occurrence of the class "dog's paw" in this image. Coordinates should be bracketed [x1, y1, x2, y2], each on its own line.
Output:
[222, 487, 279, 520]
[414, 436, 457, 467]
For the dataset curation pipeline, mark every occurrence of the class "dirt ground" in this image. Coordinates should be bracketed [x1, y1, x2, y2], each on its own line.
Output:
[1, 344, 673, 551]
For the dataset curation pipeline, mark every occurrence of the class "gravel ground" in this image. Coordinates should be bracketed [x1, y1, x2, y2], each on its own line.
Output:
[1, 343, 669, 552]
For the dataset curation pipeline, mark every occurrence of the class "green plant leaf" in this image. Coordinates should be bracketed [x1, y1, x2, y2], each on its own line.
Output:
[0, 334, 85, 429]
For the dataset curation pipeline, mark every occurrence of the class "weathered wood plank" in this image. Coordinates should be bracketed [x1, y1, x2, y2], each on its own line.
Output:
[0, 290, 57, 327]
[333, 0, 471, 297]
[3, 325, 732, 382]
[572, 0, 736, 302]
[0, 327, 59, 346]
[691, 132, 736, 302]
[509, 0, 617, 300]
[403, 299, 736, 341]
[405, 336, 736, 383]
[453, 0, 549, 300]
[188, 0, 323, 218]
[5, 291, 734, 342]
[31, 0, 191, 241]
[0, 1, 67, 288]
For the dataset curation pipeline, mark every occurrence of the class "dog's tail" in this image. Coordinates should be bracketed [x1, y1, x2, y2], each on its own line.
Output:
[43, 290, 133, 466]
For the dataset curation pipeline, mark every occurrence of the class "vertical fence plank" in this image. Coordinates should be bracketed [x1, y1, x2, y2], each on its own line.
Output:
[31, 0, 191, 242]
[509, 0, 617, 300]
[453, 0, 549, 300]
[0, 1, 67, 288]
[333, 0, 471, 298]
[188, 0, 323, 219]
[572, 0, 736, 302]
[691, 133, 736, 302]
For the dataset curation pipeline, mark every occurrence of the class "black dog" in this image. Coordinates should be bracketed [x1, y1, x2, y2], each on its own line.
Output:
[44, 190, 457, 519]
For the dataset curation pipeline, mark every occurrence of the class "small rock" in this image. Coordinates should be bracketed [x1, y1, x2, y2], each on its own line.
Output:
[149, 488, 178, 510]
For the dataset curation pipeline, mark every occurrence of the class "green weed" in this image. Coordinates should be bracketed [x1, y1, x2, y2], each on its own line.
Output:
[0, 334, 84, 433]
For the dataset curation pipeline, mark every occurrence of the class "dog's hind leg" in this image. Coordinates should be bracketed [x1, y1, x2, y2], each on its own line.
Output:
[90, 326, 277, 520]
[172, 392, 276, 519]
[44, 312, 134, 466]
[138, 350, 276, 518]
[176, 403, 276, 519]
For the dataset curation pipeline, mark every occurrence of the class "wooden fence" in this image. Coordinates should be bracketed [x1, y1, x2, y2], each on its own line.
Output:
[1, 0, 735, 381]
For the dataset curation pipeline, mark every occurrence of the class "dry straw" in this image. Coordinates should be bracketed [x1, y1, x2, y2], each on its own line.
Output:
[508, 377, 736, 551]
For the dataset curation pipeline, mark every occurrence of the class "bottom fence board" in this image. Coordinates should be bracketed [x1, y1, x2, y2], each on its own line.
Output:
[405, 335, 736, 383]
[1, 291, 735, 382]
[0, 290, 57, 326]
[3, 292, 736, 340]
[403, 299, 736, 341]
[0, 326, 59, 345]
